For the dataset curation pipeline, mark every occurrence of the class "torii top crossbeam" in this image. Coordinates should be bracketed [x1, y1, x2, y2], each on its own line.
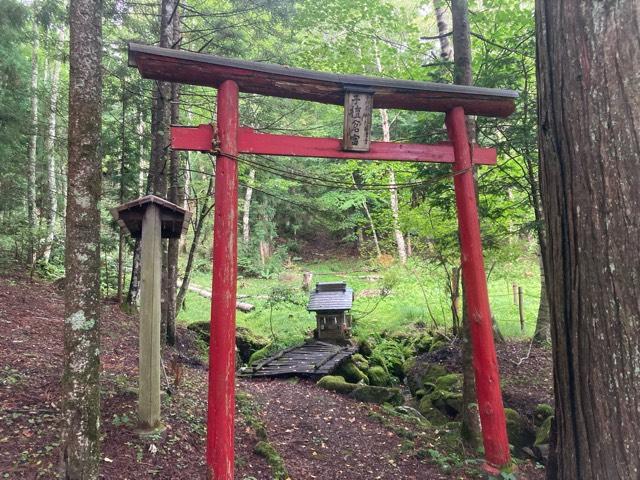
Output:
[128, 42, 517, 117]
[127, 42, 516, 478]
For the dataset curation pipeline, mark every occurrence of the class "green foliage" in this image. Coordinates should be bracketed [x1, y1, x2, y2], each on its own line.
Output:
[238, 243, 287, 279]
[369, 336, 414, 380]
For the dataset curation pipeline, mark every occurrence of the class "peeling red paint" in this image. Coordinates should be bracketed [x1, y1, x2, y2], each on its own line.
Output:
[446, 107, 510, 468]
[208, 80, 239, 480]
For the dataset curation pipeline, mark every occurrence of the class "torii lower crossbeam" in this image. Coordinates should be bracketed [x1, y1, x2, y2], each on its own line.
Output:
[171, 123, 498, 165]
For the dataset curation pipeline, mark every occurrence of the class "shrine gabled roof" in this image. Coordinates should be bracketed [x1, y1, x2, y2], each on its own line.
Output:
[307, 282, 354, 312]
[128, 43, 517, 118]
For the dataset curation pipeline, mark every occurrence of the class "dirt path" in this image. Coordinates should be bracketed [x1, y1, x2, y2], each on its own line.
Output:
[242, 379, 447, 479]
[0, 271, 550, 479]
[0, 273, 453, 479]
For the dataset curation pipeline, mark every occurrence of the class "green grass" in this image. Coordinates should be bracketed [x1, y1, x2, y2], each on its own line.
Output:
[178, 254, 541, 346]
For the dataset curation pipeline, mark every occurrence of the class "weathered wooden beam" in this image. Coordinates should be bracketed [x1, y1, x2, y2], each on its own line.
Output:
[129, 43, 517, 117]
[171, 124, 497, 165]
[139, 203, 162, 430]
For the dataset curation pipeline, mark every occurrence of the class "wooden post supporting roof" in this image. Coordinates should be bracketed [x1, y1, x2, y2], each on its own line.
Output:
[127, 43, 517, 476]
[139, 204, 162, 430]
[111, 195, 190, 431]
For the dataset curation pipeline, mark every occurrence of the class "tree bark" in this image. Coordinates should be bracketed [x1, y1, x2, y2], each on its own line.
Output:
[351, 172, 382, 257]
[150, 0, 177, 343]
[60, 0, 102, 477]
[433, 0, 452, 61]
[42, 29, 63, 263]
[533, 253, 550, 344]
[27, 18, 39, 264]
[373, 45, 407, 264]
[117, 79, 127, 303]
[451, 0, 482, 449]
[242, 168, 255, 244]
[126, 109, 146, 310]
[537, 1, 640, 478]
[166, 6, 181, 346]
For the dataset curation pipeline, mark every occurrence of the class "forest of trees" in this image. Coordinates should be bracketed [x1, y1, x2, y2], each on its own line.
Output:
[0, 0, 638, 479]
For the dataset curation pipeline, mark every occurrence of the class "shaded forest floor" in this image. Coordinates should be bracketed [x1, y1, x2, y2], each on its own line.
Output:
[0, 271, 548, 479]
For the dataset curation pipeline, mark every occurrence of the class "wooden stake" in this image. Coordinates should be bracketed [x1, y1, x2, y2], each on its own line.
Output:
[513, 283, 518, 305]
[518, 286, 525, 333]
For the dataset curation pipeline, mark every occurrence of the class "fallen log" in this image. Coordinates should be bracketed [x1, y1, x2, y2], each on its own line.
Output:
[184, 283, 254, 312]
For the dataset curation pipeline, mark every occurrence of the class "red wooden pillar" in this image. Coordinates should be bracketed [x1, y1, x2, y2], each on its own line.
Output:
[445, 106, 510, 470]
[208, 79, 239, 479]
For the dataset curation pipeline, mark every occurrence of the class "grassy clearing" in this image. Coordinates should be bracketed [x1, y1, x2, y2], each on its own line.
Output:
[178, 254, 541, 347]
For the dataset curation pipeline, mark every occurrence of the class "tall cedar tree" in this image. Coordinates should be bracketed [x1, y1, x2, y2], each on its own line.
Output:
[536, 0, 640, 478]
[60, 0, 102, 477]
[451, 0, 482, 449]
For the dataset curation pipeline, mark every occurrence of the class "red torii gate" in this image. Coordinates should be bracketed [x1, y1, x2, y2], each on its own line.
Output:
[128, 43, 517, 478]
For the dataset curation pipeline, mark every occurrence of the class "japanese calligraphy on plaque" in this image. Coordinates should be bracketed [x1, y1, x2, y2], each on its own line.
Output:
[342, 87, 373, 152]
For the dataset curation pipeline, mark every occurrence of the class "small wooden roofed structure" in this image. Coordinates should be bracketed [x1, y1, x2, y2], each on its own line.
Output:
[307, 282, 354, 312]
[128, 43, 517, 117]
[110, 195, 191, 239]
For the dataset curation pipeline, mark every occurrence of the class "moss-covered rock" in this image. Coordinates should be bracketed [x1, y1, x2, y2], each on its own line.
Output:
[186, 320, 211, 342]
[188, 322, 269, 364]
[406, 362, 447, 395]
[534, 403, 554, 426]
[434, 373, 462, 392]
[418, 396, 449, 425]
[535, 415, 553, 446]
[358, 338, 374, 357]
[236, 326, 269, 363]
[316, 375, 358, 394]
[429, 389, 463, 416]
[367, 365, 392, 387]
[337, 360, 369, 384]
[349, 385, 403, 406]
[412, 334, 433, 354]
[351, 353, 369, 371]
[402, 356, 415, 375]
[505, 408, 536, 453]
[248, 344, 275, 366]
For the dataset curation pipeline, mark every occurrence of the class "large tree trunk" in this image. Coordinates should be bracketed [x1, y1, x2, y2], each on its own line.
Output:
[60, 0, 102, 477]
[242, 168, 255, 244]
[536, 1, 640, 478]
[373, 48, 407, 264]
[149, 0, 176, 343]
[451, 0, 482, 449]
[166, 40, 181, 345]
[27, 19, 39, 265]
[433, 0, 452, 61]
[126, 110, 147, 310]
[117, 80, 127, 304]
[42, 30, 63, 263]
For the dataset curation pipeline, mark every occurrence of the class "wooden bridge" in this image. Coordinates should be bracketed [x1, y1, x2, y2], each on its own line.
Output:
[242, 341, 357, 378]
